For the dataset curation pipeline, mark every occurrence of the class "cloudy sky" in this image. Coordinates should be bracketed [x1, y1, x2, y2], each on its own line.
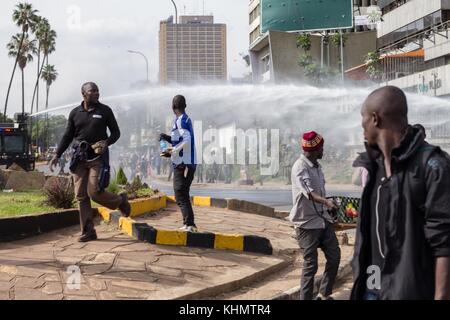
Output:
[0, 0, 250, 116]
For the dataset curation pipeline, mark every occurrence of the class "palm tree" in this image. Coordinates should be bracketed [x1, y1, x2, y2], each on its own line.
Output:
[30, 17, 57, 115]
[41, 64, 58, 150]
[7, 33, 37, 115]
[4, 2, 39, 118]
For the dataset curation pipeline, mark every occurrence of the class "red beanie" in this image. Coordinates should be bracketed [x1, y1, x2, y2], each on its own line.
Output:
[302, 131, 324, 152]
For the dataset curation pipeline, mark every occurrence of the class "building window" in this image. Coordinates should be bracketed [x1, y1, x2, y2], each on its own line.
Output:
[249, 4, 261, 25]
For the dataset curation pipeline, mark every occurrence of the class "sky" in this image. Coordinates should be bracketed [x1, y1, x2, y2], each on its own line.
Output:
[0, 0, 250, 116]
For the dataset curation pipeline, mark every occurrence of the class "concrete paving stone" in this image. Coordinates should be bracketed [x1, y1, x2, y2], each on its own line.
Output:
[110, 286, 151, 299]
[44, 274, 61, 282]
[94, 272, 159, 283]
[14, 287, 63, 300]
[80, 253, 116, 265]
[0, 265, 17, 276]
[110, 242, 154, 253]
[0, 281, 13, 291]
[80, 264, 113, 275]
[63, 295, 97, 300]
[42, 282, 63, 295]
[86, 278, 107, 291]
[152, 255, 205, 271]
[110, 258, 146, 272]
[97, 291, 119, 300]
[62, 283, 95, 296]
[83, 240, 135, 253]
[147, 265, 183, 277]
[14, 277, 45, 289]
[0, 291, 10, 300]
[0, 272, 13, 282]
[116, 251, 160, 263]
[110, 279, 158, 291]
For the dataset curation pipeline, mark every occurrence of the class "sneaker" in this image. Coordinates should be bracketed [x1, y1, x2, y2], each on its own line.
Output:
[185, 226, 198, 233]
[179, 225, 188, 231]
[78, 231, 97, 243]
[315, 293, 334, 300]
[118, 193, 131, 217]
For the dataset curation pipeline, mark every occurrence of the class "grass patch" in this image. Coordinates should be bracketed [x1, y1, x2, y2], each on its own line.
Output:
[0, 191, 59, 218]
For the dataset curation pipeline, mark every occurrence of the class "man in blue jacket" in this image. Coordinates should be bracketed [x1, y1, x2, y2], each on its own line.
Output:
[160, 95, 198, 232]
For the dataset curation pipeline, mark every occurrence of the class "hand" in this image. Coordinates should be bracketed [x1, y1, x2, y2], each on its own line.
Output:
[160, 147, 173, 158]
[92, 140, 108, 155]
[49, 155, 59, 173]
[325, 199, 339, 210]
[159, 133, 171, 142]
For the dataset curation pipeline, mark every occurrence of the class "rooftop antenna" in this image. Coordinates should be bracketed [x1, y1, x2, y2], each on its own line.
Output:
[184, 5, 186, 15]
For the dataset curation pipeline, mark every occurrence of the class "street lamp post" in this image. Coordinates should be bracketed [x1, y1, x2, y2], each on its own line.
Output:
[127, 50, 149, 82]
[170, 0, 179, 82]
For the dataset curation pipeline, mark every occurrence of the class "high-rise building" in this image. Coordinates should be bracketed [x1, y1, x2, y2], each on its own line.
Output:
[374, 0, 450, 97]
[159, 15, 227, 84]
[248, 0, 377, 83]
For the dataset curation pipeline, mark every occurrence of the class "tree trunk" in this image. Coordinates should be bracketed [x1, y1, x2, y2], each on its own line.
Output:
[4, 31, 25, 118]
[21, 67, 25, 115]
[45, 84, 50, 151]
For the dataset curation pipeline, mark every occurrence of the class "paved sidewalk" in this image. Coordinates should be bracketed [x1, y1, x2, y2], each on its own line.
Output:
[0, 204, 354, 300]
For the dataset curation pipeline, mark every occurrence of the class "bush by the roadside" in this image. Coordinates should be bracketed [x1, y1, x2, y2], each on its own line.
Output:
[43, 177, 75, 209]
[116, 167, 128, 185]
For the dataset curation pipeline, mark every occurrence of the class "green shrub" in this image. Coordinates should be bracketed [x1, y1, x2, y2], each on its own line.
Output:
[43, 177, 75, 209]
[116, 167, 128, 185]
[106, 179, 120, 194]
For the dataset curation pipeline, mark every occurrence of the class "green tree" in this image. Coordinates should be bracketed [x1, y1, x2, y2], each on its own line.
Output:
[365, 51, 382, 82]
[116, 167, 128, 185]
[30, 17, 57, 115]
[4, 2, 39, 118]
[296, 33, 312, 51]
[41, 64, 58, 150]
[7, 33, 37, 115]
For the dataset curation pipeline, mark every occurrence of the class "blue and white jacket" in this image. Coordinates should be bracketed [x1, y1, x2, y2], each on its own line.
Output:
[170, 113, 197, 169]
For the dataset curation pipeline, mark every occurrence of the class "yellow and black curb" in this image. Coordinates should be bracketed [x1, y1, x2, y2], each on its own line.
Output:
[97, 195, 273, 255]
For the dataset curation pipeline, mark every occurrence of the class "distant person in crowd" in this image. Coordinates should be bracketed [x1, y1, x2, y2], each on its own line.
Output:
[58, 153, 67, 175]
[49, 82, 131, 243]
[351, 86, 450, 300]
[289, 131, 341, 300]
[160, 95, 198, 233]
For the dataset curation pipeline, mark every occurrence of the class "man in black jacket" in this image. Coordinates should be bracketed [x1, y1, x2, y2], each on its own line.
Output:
[351, 86, 450, 300]
[50, 82, 131, 242]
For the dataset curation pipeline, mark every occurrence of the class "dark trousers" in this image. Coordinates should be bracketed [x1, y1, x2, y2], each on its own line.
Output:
[296, 222, 341, 300]
[73, 159, 122, 235]
[173, 166, 196, 227]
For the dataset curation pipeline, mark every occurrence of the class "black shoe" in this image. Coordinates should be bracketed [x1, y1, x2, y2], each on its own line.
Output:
[78, 232, 97, 243]
[118, 193, 131, 217]
[315, 294, 334, 300]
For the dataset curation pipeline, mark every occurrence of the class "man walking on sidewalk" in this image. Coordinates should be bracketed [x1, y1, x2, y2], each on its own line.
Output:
[160, 95, 198, 232]
[289, 131, 341, 300]
[50, 82, 131, 242]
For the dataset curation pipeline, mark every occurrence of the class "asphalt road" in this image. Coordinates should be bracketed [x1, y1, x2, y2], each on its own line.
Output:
[152, 182, 362, 212]
[37, 164, 362, 212]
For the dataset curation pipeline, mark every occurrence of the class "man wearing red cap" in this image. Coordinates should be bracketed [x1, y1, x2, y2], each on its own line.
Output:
[289, 131, 341, 300]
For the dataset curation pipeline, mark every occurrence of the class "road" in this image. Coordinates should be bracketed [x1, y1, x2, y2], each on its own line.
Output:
[152, 182, 362, 212]
[37, 163, 362, 212]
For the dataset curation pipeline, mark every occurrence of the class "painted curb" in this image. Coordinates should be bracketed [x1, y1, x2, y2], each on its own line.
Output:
[0, 209, 80, 242]
[97, 195, 273, 255]
[270, 259, 353, 300]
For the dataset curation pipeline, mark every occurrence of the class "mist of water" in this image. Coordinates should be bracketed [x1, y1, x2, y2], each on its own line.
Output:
[33, 84, 450, 152]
